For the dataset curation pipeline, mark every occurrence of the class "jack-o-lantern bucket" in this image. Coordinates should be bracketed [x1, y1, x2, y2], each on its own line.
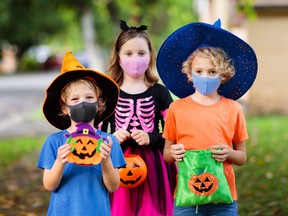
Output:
[65, 123, 105, 165]
[119, 154, 147, 188]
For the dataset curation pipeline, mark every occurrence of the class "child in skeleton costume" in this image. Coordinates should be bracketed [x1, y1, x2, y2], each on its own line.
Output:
[37, 51, 126, 216]
[101, 21, 177, 216]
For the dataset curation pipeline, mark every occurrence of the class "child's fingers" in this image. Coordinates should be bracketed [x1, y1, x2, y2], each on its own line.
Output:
[99, 145, 107, 159]
[114, 130, 130, 143]
[58, 144, 70, 154]
[57, 144, 71, 163]
[107, 136, 112, 147]
[172, 153, 185, 161]
[211, 146, 230, 162]
[100, 137, 112, 159]
[170, 144, 185, 161]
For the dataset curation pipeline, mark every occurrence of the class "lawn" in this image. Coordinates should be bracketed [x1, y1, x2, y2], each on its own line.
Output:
[236, 115, 288, 215]
[0, 136, 45, 172]
[0, 115, 287, 215]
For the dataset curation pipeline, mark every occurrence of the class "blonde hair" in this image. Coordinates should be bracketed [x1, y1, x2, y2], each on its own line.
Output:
[182, 47, 235, 83]
[107, 29, 158, 86]
[60, 78, 106, 118]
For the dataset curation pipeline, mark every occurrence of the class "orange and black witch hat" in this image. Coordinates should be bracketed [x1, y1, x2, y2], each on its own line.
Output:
[43, 51, 119, 130]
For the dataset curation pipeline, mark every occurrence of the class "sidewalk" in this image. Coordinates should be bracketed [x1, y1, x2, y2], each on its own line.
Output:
[0, 72, 58, 139]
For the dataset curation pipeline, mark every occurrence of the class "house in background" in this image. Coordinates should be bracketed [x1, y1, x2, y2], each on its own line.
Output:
[248, 0, 288, 115]
[195, 0, 288, 115]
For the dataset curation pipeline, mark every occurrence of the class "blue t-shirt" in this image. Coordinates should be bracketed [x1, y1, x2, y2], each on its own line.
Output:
[37, 130, 126, 216]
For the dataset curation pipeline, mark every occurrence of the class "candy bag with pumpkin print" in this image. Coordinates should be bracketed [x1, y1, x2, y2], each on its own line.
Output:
[176, 149, 233, 207]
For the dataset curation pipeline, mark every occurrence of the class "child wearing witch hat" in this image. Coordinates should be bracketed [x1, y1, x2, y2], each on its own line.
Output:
[157, 19, 257, 215]
[37, 51, 126, 216]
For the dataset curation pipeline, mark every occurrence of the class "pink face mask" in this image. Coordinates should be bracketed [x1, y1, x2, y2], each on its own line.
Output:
[120, 56, 150, 77]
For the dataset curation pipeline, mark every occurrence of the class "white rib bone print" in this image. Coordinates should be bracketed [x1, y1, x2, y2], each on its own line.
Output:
[115, 96, 155, 133]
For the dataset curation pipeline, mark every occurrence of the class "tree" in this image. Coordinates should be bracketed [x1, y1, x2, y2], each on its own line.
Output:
[0, 0, 67, 56]
[0, 0, 198, 70]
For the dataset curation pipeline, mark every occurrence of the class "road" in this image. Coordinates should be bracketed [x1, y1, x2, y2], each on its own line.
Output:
[0, 72, 59, 138]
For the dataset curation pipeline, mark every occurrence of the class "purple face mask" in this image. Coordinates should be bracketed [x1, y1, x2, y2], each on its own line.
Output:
[120, 56, 150, 77]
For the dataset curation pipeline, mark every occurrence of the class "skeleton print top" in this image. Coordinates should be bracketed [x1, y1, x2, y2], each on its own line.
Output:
[101, 83, 173, 149]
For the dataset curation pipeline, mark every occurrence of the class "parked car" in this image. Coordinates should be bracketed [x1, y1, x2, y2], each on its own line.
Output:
[42, 55, 63, 70]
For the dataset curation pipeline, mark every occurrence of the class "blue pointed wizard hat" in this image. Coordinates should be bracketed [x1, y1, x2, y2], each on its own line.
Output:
[156, 19, 257, 100]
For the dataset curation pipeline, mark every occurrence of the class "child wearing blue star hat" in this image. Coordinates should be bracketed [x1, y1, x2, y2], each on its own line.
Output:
[157, 19, 257, 215]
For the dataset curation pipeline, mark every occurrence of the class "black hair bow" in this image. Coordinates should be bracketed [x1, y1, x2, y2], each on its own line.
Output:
[119, 20, 148, 32]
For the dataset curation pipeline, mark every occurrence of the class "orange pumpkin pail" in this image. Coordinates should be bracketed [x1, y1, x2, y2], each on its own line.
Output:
[119, 154, 147, 188]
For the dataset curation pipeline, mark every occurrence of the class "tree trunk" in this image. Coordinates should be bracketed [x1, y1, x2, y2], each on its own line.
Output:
[81, 8, 105, 72]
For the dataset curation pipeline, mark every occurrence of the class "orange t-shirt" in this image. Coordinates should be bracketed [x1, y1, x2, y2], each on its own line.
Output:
[163, 96, 248, 200]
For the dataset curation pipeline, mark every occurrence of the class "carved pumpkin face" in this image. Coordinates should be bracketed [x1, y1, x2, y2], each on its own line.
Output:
[119, 154, 147, 188]
[67, 136, 102, 165]
[65, 123, 104, 165]
[188, 172, 218, 196]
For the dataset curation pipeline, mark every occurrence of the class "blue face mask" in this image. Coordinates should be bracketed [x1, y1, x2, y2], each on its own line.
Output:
[192, 73, 221, 96]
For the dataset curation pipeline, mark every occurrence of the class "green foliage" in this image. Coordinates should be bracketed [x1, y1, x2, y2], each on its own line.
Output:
[237, 0, 257, 20]
[44, 6, 84, 53]
[18, 53, 42, 72]
[0, 0, 257, 63]
[236, 115, 288, 215]
[93, 0, 197, 51]
[0, 136, 45, 171]
[0, 0, 67, 55]
[0, 0, 197, 57]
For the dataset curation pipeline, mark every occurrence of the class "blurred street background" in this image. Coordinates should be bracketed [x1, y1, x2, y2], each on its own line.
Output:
[1, 0, 288, 215]
[0, 72, 57, 139]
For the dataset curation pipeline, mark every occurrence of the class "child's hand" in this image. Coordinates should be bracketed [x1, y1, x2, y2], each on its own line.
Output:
[131, 130, 150, 146]
[57, 144, 71, 164]
[211, 145, 230, 162]
[100, 136, 112, 161]
[170, 144, 185, 161]
[113, 129, 130, 143]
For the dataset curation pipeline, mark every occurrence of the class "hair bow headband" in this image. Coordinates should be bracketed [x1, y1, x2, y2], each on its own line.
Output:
[119, 20, 147, 32]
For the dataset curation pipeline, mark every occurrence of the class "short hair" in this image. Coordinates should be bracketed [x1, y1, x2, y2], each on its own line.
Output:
[59, 78, 106, 118]
[182, 47, 235, 83]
